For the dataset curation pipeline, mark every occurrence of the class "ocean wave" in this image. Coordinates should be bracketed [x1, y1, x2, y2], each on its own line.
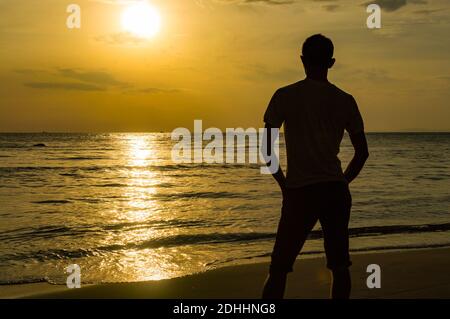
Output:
[0, 163, 260, 174]
[96, 183, 128, 188]
[48, 156, 108, 161]
[0, 219, 231, 243]
[0, 166, 105, 172]
[32, 200, 72, 205]
[153, 191, 250, 200]
[0, 232, 275, 262]
[0, 277, 55, 286]
[59, 173, 84, 177]
[413, 175, 449, 181]
[0, 143, 28, 149]
[206, 243, 450, 267]
[2, 221, 450, 246]
[347, 223, 450, 237]
[155, 163, 262, 171]
[0, 166, 71, 172]
[1, 223, 450, 263]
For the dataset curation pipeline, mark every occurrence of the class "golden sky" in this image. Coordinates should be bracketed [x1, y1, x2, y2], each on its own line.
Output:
[0, 0, 449, 132]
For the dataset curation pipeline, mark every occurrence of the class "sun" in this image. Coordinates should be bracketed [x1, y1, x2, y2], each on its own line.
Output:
[121, 2, 161, 38]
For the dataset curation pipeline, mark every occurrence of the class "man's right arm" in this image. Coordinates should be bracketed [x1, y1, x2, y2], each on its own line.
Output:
[344, 132, 369, 184]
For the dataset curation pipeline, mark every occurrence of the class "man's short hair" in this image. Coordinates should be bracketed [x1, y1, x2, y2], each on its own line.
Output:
[302, 34, 334, 67]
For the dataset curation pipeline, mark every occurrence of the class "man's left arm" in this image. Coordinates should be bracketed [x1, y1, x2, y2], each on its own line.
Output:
[264, 123, 286, 196]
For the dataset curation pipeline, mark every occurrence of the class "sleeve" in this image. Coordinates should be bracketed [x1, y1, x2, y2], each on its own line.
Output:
[263, 89, 284, 128]
[345, 95, 365, 135]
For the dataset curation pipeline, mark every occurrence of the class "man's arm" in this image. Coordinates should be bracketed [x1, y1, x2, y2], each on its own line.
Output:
[344, 132, 369, 184]
[265, 123, 286, 193]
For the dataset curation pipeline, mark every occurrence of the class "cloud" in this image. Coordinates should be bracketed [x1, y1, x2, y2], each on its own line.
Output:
[14, 69, 43, 75]
[197, 0, 345, 10]
[210, 0, 295, 5]
[200, 0, 433, 13]
[412, 8, 441, 15]
[15, 67, 126, 87]
[135, 87, 184, 94]
[239, 0, 294, 4]
[57, 68, 125, 86]
[94, 32, 148, 45]
[241, 63, 300, 82]
[17, 67, 182, 94]
[363, 0, 427, 12]
[89, 0, 140, 5]
[322, 4, 340, 11]
[437, 75, 450, 82]
[18, 68, 126, 92]
[24, 82, 105, 91]
[333, 65, 396, 84]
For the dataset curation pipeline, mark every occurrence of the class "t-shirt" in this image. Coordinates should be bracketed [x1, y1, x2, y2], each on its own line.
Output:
[264, 78, 365, 188]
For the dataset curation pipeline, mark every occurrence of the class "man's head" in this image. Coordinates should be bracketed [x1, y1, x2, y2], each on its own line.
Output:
[301, 34, 335, 72]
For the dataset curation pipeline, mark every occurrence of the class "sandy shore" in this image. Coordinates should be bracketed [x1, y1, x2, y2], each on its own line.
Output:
[2, 247, 450, 299]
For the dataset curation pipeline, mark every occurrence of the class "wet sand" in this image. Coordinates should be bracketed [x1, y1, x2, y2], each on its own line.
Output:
[2, 248, 450, 299]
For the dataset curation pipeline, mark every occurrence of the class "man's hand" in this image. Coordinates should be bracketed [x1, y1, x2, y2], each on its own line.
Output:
[274, 168, 287, 197]
[344, 132, 369, 184]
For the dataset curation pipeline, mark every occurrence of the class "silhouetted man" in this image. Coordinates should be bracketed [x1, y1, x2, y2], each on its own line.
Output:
[262, 34, 369, 299]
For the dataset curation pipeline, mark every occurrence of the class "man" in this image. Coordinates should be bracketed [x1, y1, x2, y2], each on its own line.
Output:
[262, 34, 369, 299]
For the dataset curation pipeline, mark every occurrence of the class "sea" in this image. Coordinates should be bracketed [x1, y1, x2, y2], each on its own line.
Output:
[0, 132, 449, 285]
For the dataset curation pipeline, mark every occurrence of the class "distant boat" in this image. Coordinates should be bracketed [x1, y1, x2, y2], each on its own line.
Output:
[33, 143, 46, 147]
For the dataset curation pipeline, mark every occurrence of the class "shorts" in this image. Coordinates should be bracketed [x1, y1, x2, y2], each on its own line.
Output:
[269, 181, 352, 273]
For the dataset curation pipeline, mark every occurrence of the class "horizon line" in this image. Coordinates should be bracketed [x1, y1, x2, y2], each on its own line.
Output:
[0, 130, 449, 134]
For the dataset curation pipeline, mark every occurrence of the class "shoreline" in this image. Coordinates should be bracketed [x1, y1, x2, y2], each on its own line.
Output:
[2, 247, 450, 299]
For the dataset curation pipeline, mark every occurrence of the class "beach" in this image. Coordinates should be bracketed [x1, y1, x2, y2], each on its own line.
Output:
[1, 247, 449, 299]
[1, 133, 449, 299]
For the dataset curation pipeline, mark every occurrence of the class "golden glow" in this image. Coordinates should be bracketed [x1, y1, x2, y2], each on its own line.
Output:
[117, 134, 178, 281]
[121, 2, 161, 38]
[125, 135, 157, 222]
[128, 135, 152, 167]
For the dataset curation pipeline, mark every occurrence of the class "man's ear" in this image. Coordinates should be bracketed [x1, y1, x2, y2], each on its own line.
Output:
[329, 58, 336, 69]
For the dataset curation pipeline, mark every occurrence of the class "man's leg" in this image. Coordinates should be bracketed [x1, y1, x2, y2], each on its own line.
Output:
[262, 188, 318, 299]
[331, 267, 351, 299]
[319, 182, 352, 299]
[262, 272, 288, 299]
